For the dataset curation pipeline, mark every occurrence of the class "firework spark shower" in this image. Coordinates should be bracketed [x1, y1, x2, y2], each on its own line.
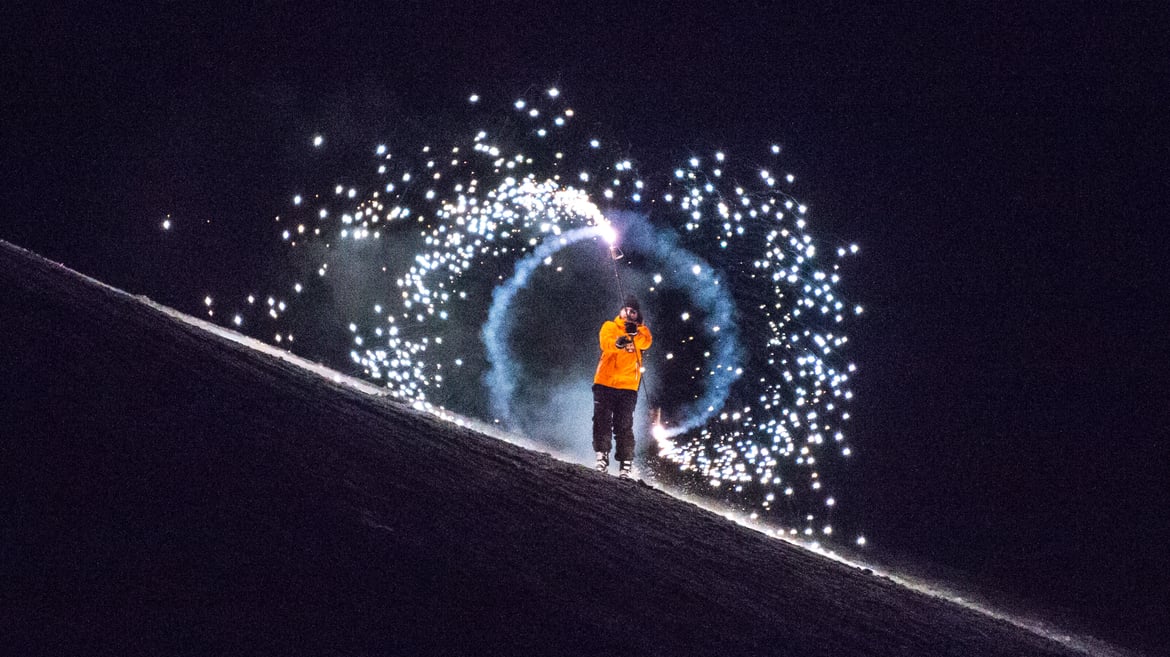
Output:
[203, 88, 862, 539]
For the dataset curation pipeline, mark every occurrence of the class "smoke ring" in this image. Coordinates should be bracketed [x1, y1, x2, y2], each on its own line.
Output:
[482, 214, 742, 438]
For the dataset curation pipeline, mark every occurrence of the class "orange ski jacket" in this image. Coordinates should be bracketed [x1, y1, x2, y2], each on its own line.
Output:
[593, 316, 653, 391]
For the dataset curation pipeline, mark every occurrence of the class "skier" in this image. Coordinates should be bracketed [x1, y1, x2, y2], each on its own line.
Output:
[593, 296, 652, 479]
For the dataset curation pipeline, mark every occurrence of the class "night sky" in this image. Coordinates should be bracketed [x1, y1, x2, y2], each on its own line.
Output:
[3, 2, 1165, 651]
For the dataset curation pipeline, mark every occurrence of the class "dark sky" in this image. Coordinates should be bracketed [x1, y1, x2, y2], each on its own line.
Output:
[2, 1, 1166, 649]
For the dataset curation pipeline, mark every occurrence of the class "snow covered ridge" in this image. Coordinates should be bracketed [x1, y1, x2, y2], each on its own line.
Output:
[0, 238, 1137, 656]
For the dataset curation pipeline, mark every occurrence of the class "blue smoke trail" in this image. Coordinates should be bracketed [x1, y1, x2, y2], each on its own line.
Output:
[611, 211, 742, 438]
[482, 213, 742, 438]
[481, 225, 607, 425]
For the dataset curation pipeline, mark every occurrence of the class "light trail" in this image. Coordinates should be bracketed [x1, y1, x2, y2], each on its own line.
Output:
[194, 87, 863, 533]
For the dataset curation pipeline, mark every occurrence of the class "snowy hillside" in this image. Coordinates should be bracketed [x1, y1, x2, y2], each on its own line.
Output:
[0, 239, 1123, 656]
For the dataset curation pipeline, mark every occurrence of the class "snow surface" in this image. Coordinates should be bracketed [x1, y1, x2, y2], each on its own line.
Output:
[0, 239, 1139, 656]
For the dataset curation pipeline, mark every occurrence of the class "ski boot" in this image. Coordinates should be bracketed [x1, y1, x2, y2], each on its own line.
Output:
[595, 451, 609, 473]
[618, 461, 633, 480]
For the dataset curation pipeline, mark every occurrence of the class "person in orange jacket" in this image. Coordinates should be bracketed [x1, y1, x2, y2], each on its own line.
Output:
[593, 295, 652, 479]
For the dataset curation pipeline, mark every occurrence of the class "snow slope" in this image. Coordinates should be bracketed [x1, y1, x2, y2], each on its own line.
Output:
[0, 239, 1130, 656]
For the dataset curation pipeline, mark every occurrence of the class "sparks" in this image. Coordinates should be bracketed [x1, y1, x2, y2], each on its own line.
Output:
[195, 87, 862, 536]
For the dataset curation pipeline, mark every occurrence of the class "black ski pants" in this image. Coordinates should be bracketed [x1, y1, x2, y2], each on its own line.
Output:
[592, 383, 638, 462]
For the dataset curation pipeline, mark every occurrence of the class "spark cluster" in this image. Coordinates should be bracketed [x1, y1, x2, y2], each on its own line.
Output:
[196, 88, 862, 539]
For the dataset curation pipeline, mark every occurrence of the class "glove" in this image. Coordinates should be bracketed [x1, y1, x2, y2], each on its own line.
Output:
[616, 335, 633, 349]
[624, 321, 638, 335]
